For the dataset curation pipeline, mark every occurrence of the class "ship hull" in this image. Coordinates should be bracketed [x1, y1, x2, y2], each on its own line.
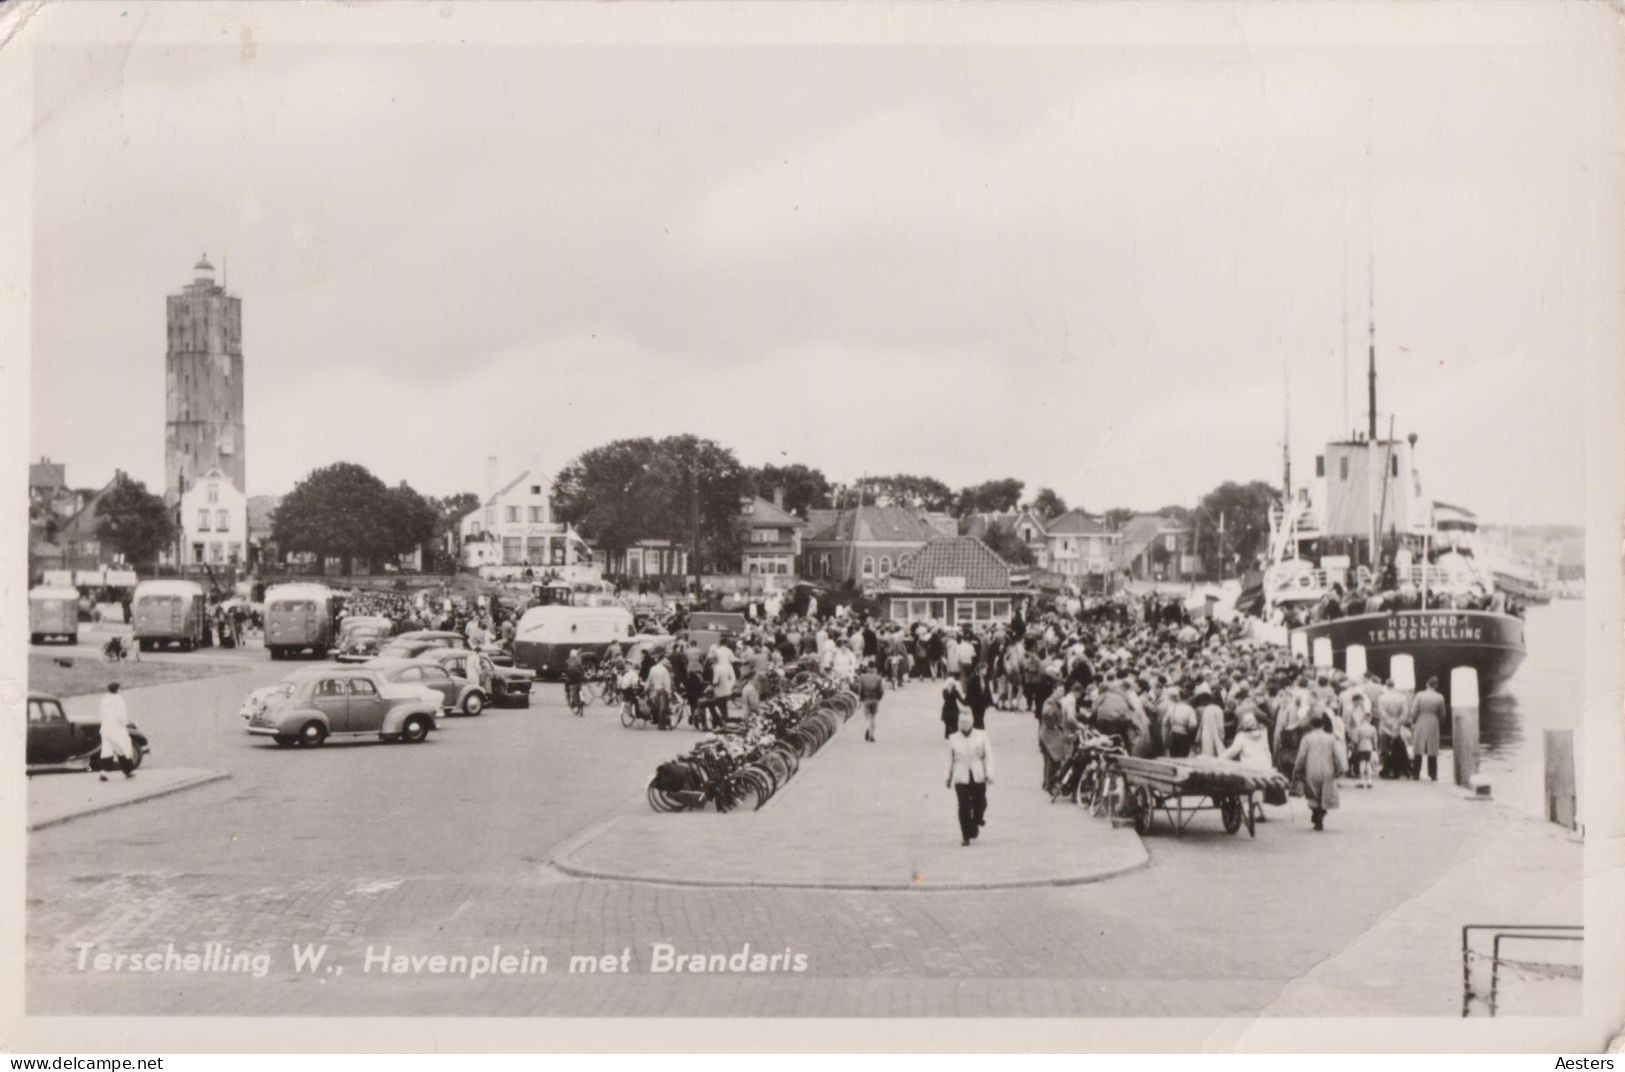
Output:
[1292, 609, 1526, 698]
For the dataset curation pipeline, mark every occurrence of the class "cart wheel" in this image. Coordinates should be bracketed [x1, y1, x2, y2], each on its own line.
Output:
[1244, 800, 1257, 838]
[1221, 796, 1243, 835]
[1131, 787, 1154, 836]
[619, 703, 635, 728]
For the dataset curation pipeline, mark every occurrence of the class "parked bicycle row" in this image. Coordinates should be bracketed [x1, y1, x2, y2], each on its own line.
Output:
[646, 676, 857, 813]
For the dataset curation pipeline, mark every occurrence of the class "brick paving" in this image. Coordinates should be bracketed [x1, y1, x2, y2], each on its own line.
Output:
[24, 659, 1582, 1018]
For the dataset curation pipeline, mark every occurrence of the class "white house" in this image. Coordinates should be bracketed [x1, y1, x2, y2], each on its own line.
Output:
[1043, 509, 1121, 578]
[458, 466, 596, 580]
[179, 466, 248, 568]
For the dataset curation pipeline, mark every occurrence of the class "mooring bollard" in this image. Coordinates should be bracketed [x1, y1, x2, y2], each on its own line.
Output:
[1390, 653, 1416, 692]
[1312, 636, 1334, 669]
[1451, 666, 1480, 789]
[1544, 729, 1577, 830]
[1345, 643, 1367, 680]
[1290, 631, 1309, 660]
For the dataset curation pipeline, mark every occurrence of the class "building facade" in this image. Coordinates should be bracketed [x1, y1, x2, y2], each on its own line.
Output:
[596, 538, 689, 580]
[879, 536, 1030, 627]
[1043, 509, 1121, 578]
[166, 257, 245, 503]
[799, 504, 942, 587]
[178, 466, 249, 568]
[738, 495, 805, 577]
[458, 467, 593, 577]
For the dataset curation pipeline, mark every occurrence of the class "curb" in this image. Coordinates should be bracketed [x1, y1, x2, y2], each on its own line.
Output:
[551, 822, 1150, 893]
[28, 769, 232, 832]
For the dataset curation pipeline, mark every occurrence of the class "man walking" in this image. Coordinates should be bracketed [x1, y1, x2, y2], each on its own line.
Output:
[1408, 676, 1446, 781]
[946, 711, 994, 846]
[97, 682, 136, 781]
[855, 657, 886, 742]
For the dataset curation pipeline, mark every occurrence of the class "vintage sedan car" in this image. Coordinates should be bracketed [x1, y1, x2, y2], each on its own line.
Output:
[415, 647, 534, 709]
[26, 693, 150, 773]
[242, 667, 438, 747]
[365, 656, 487, 717]
[333, 615, 396, 663]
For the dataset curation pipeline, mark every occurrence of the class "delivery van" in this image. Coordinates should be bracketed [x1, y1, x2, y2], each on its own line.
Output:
[132, 579, 211, 652]
[29, 586, 80, 644]
[513, 605, 635, 678]
[264, 583, 339, 659]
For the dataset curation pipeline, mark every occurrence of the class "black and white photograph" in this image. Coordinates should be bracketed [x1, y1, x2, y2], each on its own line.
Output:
[2, 0, 1622, 1055]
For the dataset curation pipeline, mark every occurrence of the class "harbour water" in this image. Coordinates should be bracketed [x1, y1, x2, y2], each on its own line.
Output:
[1476, 598, 1585, 818]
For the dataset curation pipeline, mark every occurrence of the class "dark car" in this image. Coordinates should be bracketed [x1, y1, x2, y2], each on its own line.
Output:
[26, 693, 150, 772]
[417, 647, 534, 708]
[334, 615, 397, 663]
[366, 657, 487, 717]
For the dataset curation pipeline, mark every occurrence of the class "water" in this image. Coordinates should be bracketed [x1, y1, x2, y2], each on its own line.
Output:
[1476, 599, 1585, 818]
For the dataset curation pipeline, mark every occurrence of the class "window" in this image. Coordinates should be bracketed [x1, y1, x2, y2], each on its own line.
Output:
[397, 667, 422, 682]
[551, 540, 566, 566]
[422, 667, 451, 684]
[955, 601, 975, 624]
[529, 506, 545, 523]
[878, 555, 892, 577]
[530, 485, 542, 496]
[469, 521, 481, 536]
[216, 510, 229, 530]
[207, 483, 219, 505]
[506, 506, 519, 523]
[315, 680, 345, 698]
[526, 536, 547, 563]
[861, 555, 876, 579]
[198, 510, 210, 531]
[502, 537, 522, 564]
[819, 554, 831, 578]
[346, 678, 379, 697]
[991, 600, 1010, 620]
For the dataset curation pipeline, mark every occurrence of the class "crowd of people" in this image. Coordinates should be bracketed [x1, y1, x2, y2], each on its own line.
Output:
[588, 590, 1458, 838]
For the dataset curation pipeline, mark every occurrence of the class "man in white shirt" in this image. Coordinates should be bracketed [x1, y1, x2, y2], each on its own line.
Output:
[945, 711, 995, 846]
[97, 683, 136, 780]
[646, 657, 674, 730]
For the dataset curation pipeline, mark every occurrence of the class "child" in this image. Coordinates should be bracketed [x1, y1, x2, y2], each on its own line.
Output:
[1351, 717, 1378, 788]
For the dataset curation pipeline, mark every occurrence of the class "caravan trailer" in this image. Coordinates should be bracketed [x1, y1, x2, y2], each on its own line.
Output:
[513, 605, 635, 678]
[132, 579, 211, 652]
[264, 583, 339, 659]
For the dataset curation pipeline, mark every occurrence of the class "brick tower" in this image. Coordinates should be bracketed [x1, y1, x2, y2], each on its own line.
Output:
[164, 256, 245, 502]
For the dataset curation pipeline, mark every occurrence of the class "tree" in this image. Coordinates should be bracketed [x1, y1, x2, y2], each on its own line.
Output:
[93, 475, 174, 566]
[1195, 480, 1280, 575]
[956, 478, 1025, 517]
[1030, 487, 1067, 520]
[431, 492, 480, 525]
[386, 484, 442, 558]
[553, 435, 747, 579]
[837, 473, 955, 512]
[1104, 507, 1137, 530]
[271, 462, 428, 573]
[980, 522, 1037, 567]
[747, 463, 832, 517]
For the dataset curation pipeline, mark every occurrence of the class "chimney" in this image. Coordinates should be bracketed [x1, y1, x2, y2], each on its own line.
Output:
[773, 486, 785, 511]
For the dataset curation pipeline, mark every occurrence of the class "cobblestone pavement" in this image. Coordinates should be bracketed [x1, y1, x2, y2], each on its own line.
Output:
[25, 662, 1582, 1017]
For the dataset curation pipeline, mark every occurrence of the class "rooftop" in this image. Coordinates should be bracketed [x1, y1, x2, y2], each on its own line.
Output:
[891, 536, 1022, 591]
[806, 504, 941, 545]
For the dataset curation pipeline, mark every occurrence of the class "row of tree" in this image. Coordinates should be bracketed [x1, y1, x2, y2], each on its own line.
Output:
[79, 442, 1283, 582]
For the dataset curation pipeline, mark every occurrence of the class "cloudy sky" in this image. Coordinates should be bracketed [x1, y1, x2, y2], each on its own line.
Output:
[26, 5, 1611, 523]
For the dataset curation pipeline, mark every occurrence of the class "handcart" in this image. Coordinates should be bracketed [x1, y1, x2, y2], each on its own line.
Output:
[1112, 755, 1288, 838]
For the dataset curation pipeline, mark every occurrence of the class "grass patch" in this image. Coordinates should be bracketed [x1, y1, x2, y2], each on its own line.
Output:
[27, 653, 249, 698]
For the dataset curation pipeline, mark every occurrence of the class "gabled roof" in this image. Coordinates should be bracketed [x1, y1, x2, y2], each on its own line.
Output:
[1045, 509, 1115, 537]
[29, 460, 66, 491]
[739, 496, 805, 528]
[806, 504, 941, 544]
[485, 470, 532, 507]
[891, 536, 1020, 591]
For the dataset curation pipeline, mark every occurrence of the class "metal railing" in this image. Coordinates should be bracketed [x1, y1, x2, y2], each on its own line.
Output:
[1461, 924, 1582, 1016]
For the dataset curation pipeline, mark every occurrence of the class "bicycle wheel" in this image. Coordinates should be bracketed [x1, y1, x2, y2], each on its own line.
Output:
[1076, 765, 1099, 810]
[620, 702, 636, 728]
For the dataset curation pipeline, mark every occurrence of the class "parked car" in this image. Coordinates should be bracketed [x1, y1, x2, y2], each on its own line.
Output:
[379, 630, 516, 668]
[334, 615, 396, 663]
[416, 647, 534, 709]
[242, 667, 438, 747]
[26, 693, 150, 772]
[365, 656, 486, 717]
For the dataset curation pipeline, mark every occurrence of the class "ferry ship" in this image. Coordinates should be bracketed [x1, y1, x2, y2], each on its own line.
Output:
[1255, 310, 1527, 699]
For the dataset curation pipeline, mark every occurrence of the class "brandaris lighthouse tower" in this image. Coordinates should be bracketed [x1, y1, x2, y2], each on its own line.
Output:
[165, 256, 249, 570]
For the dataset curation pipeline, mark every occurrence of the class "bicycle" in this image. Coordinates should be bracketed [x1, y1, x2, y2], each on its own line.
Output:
[564, 679, 587, 718]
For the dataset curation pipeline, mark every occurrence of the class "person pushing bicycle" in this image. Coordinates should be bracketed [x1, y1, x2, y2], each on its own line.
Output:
[564, 649, 586, 714]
